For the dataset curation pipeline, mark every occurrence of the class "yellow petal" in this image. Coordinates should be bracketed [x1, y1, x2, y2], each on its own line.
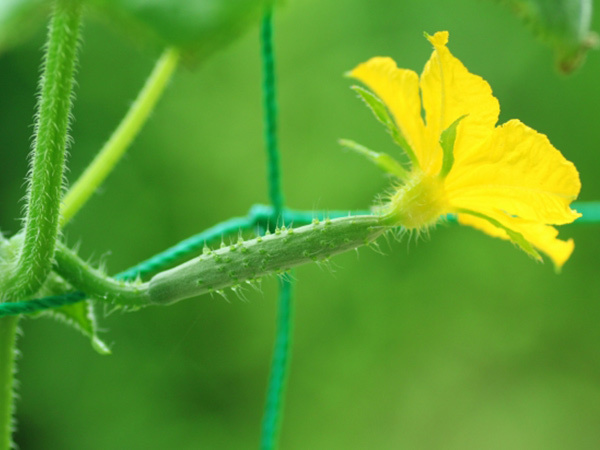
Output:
[446, 119, 581, 225]
[350, 57, 426, 163]
[420, 31, 500, 174]
[458, 211, 575, 270]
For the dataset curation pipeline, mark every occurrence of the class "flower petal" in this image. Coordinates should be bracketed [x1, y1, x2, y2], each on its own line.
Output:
[458, 211, 575, 270]
[446, 119, 581, 225]
[420, 31, 500, 174]
[350, 57, 426, 164]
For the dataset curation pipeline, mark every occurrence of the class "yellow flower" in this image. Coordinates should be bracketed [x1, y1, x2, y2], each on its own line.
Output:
[347, 31, 581, 270]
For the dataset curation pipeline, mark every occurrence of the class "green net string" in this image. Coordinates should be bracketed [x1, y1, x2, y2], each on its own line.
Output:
[0, 292, 87, 317]
[0, 206, 359, 318]
[1, 201, 599, 318]
[258, 9, 295, 450]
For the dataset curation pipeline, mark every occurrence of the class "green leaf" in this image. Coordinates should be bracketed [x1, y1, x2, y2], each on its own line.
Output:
[46, 300, 111, 354]
[0, 0, 50, 52]
[438, 114, 467, 179]
[1, 0, 272, 58]
[351, 85, 418, 166]
[36, 275, 111, 355]
[498, 0, 597, 73]
[86, 0, 272, 57]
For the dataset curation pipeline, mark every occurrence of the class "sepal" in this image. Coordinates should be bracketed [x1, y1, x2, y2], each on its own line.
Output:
[457, 208, 542, 262]
[339, 139, 407, 179]
[35, 276, 111, 355]
[351, 85, 418, 165]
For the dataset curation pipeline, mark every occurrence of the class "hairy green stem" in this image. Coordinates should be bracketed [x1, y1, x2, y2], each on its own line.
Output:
[53, 244, 150, 307]
[60, 48, 180, 226]
[9, 0, 82, 298]
[0, 317, 18, 450]
[0, 2, 82, 448]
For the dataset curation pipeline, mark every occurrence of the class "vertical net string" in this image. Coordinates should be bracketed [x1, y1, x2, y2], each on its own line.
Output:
[261, 277, 294, 450]
[259, 8, 295, 450]
[260, 8, 284, 219]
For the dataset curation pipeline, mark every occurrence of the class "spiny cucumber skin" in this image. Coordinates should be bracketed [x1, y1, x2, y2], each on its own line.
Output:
[148, 215, 386, 305]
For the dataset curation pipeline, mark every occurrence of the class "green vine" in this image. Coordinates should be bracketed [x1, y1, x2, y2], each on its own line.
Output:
[53, 244, 151, 307]
[0, 1, 83, 447]
[60, 47, 180, 226]
[0, 317, 18, 450]
[5, 0, 82, 300]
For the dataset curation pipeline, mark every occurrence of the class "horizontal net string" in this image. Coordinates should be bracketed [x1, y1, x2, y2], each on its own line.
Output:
[0, 206, 368, 317]
[1, 200, 598, 318]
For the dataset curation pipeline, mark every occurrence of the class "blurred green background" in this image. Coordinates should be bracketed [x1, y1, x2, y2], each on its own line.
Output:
[1, 0, 600, 448]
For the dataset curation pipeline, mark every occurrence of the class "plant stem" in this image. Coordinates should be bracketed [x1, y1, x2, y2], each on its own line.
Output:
[9, 0, 82, 298]
[60, 47, 180, 226]
[53, 244, 151, 307]
[0, 317, 18, 450]
[1, 2, 82, 447]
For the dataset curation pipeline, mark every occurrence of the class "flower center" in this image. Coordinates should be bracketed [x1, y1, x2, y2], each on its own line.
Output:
[382, 170, 448, 230]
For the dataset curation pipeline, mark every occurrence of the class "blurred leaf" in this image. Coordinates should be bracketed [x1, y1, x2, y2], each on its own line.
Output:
[84, 0, 272, 58]
[45, 300, 111, 354]
[0, 0, 50, 52]
[498, 0, 597, 73]
[36, 275, 111, 355]
[1, 0, 272, 59]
